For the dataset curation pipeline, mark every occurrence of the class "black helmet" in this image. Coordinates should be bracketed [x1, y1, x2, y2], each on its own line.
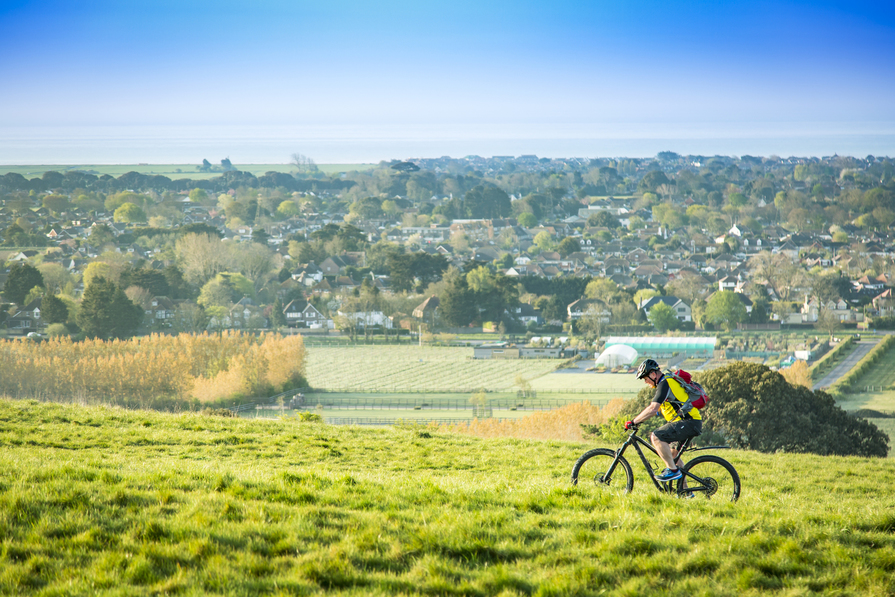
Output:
[636, 358, 660, 379]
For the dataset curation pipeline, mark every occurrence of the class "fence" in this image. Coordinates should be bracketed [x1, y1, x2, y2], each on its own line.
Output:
[323, 417, 511, 426]
[296, 387, 636, 395]
[299, 397, 612, 410]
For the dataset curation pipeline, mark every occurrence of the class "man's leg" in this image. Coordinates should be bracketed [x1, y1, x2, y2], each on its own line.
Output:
[650, 433, 678, 470]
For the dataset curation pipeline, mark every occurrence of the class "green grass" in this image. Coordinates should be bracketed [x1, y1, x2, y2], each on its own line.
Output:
[305, 346, 569, 393]
[3, 397, 895, 595]
[529, 372, 642, 394]
[0, 163, 374, 180]
[842, 341, 895, 392]
[835, 390, 895, 412]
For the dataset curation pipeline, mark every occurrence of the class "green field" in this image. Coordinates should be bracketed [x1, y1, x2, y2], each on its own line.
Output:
[834, 390, 895, 412]
[0, 163, 374, 180]
[529, 372, 642, 394]
[304, 346, 571, 393]
[2, 397, 895, 595]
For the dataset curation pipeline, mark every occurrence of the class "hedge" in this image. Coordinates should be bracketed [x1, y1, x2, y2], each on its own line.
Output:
[829, 335, 895, 394]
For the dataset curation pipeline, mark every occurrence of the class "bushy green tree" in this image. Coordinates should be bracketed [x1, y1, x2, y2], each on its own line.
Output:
[3, 263, 44, 305]
[648, 302, 679, 332]
[41, 294, 69, 324]
[705, 290, 747, 331]
[77, 277, 143, 339]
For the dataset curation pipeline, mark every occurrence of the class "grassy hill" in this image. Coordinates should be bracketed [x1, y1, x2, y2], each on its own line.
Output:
[2, 397, 895, 595]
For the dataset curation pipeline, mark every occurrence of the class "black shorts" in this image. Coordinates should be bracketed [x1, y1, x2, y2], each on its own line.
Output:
[653, 419, 702, 444]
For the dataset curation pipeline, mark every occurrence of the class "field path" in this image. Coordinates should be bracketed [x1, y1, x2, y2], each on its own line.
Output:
[813, 339, 878, 390]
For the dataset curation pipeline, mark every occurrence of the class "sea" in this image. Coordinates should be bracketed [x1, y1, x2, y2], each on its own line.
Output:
[1, 123, 894, 164]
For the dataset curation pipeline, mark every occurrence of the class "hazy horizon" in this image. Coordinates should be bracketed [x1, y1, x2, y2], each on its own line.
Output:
[2, 1, 894, 163]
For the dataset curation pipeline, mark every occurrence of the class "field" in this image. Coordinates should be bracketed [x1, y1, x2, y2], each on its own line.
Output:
[834, 390, 895, 413]
[2, 397, 895, 595]
[0, 163, 374, 179]
[304, 347, 573, 393]
[299, 347, 639, 426]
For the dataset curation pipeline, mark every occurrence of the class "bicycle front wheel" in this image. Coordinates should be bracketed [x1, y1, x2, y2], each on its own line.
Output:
[678, 455, 740, 502]
[571, 448, 634, 494]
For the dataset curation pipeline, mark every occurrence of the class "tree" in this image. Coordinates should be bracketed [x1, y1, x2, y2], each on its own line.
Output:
[291, 153, 318, 173]
[781, 360, 811, 389]
[77, 277, 143, 339]
[119, 267, 170, 297]
[176, 233, 232, 286]
[815, 307, 841, 341]
[3, 263, 44, 305]
[665, 271, 709, 306]
[37, 263, 73, 295]
[113, 202, 147, 223]
[648, 302, 679, 332]
[705, 291, 747, 331]
[88, 224, 116, 247]
[234, 243, 275, 291]
[533, 231, 553, 251]
[576, 304, 608, 340]
[557, 237, 580, 257]
[277, 200, 300, 218]
[463, 184, 511, 219]
[189, 188, 209, 204]
[584, 277, 620, 303]
[172, 303, 208, 333]
[42, 194, 70, 214]
[270, 297, 287, 329]
[41, 293, 69, 324]
[517, 212, 537, 227]
[748, 252, 806, 301]
[438, 267, 476, 327]
[586, 211, 620, 228]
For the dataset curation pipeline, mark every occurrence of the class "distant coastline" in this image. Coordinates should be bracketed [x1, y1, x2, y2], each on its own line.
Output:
[2, 123, 894, 165]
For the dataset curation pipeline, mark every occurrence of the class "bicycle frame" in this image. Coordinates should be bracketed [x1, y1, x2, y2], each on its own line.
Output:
[607, 428, 731, 493]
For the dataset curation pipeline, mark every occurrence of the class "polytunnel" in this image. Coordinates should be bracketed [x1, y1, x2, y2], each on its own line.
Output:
[594, 343, 638, 368]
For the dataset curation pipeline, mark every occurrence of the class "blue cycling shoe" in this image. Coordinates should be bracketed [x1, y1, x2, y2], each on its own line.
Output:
[656, 468, 683, 481]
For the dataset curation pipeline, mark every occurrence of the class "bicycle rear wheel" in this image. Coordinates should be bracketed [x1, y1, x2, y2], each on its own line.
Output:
[571, 448, 634, 494]
[678, 455, 740, 502]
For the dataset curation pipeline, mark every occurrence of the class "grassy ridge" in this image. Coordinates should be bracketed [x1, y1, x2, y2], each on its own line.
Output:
[2, 397, 895, 595]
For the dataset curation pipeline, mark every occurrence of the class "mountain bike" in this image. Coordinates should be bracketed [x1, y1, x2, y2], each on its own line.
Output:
[570, 423, 740, 501]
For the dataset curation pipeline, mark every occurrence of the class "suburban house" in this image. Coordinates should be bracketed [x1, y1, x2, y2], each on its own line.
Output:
[283, 299, 327, 328]
[639, 296, 692, 322]
[566, 298, 611, 322]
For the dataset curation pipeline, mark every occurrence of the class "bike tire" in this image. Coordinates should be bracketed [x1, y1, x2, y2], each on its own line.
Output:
[678, 454, 740, 502]
[571, 448, 634, 494]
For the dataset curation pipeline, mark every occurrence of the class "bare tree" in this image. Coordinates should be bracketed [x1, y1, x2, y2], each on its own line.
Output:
[233, 242, 276, 292]
[291, 153, 318, 173]
[749, 251, 807, 301]
[175, 233, 233, 286]
[815, 307, 841, 341]
[665, 271, 710, 305]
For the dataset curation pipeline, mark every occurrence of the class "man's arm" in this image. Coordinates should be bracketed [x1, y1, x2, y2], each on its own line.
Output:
[632, 401, 660, 425]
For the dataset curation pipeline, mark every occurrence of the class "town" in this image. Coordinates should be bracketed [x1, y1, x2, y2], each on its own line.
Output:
[1, 152, 893, 354]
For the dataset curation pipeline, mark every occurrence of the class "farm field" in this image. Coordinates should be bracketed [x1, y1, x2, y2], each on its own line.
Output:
[304, 346, 569, 393]
[0, 163, 374, 179]
[2, 397, 895, 595]
[529, 372, 642, 395]
[300, 347, 636, 425]
[834, 390, 895, 413]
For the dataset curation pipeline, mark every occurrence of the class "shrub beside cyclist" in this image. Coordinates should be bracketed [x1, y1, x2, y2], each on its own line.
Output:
[625, 359, 702, 482]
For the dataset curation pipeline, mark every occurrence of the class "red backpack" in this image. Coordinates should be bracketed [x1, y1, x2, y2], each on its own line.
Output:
[666, 369, 710, 410]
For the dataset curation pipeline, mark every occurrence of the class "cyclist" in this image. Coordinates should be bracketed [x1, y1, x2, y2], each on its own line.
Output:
[625, 359, 702, 481]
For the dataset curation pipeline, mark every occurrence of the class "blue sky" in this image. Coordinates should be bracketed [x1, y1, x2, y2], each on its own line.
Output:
[1, 0, 894, 160]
